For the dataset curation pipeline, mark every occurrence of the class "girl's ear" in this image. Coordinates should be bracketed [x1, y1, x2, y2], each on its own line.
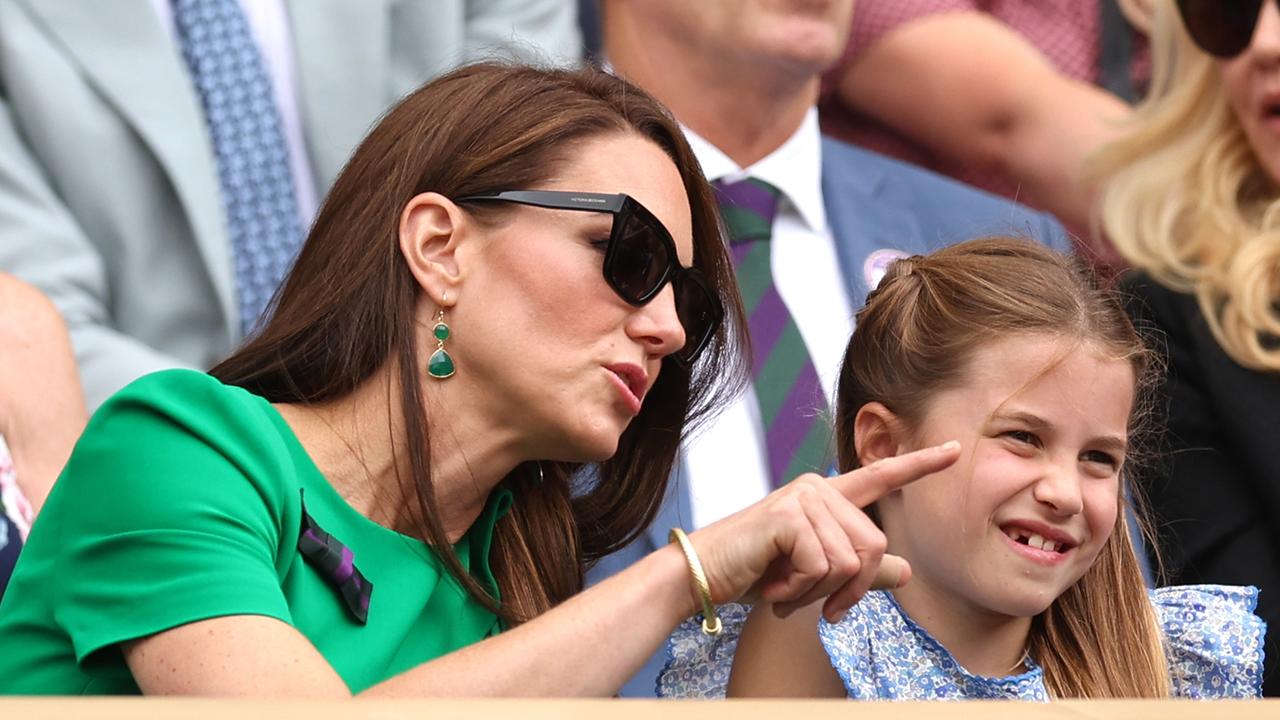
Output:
[853, 402, 906, 466]
[398, 192, 468, 306]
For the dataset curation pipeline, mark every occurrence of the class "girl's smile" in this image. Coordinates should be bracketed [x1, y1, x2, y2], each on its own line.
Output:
[998, 519, 1078, 566]
[872, 332, 1135, 621]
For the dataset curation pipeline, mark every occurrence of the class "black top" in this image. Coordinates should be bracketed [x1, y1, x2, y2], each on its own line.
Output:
[1121, 272, 1280, 695]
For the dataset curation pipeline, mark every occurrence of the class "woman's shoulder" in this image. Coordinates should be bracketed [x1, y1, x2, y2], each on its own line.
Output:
[67, 369, 303, 511]
[1151, 584, 1266, 698]
[97, 369, 284, 449]
[106, 368, 257, 413]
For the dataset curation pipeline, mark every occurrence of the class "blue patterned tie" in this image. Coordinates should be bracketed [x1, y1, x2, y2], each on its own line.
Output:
[172, 0, 304, 334]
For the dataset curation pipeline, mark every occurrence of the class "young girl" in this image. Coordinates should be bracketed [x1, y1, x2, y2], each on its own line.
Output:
[657, 237, 1264, 700]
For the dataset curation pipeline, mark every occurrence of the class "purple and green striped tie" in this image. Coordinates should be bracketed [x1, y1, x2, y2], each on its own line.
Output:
[713, 177, 832, 488]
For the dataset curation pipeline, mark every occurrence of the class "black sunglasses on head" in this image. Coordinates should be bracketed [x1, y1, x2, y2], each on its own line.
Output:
[455, 190, 724, 367]
[1176, 0, 1275, 58]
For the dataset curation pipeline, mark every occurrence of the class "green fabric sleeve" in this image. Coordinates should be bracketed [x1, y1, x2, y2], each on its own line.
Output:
[45, 370, 298, 669]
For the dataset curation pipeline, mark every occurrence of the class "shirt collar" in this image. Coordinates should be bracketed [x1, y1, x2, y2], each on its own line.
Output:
[682, 107, 828, 234]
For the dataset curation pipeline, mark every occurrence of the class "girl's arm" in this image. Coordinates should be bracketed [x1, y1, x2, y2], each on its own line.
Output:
[726, 602, 844, 698]
[124, 443, 959, 697]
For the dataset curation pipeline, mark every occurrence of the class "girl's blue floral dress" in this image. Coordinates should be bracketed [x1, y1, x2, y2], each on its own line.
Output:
[657, 585, 1264, 699]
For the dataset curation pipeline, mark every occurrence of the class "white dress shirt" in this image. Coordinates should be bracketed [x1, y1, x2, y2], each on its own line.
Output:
[682, 108, 855, 528]
[150, 0, 320, 225]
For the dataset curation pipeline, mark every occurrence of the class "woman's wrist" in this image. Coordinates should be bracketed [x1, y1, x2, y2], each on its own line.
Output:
[668, 528, 722, 635]
[642, 540, 703, 623]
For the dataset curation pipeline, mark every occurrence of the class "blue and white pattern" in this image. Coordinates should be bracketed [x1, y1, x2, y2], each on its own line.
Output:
[172, 0, 304, 334]
[657, 585, 1264, 700]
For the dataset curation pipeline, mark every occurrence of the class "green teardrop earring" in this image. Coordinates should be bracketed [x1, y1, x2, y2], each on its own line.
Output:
[427, 297, 455, 380]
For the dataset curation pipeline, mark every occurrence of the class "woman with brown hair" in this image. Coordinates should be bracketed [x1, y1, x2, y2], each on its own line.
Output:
[0, 63, 957, 696]
[658, 238, 1262, 699]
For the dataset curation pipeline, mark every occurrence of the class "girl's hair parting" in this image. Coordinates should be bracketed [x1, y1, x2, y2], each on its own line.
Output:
[834, 236, 1171, 698]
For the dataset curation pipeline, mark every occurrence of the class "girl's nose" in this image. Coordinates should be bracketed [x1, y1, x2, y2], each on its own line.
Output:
[1032, 464, 1085, 517]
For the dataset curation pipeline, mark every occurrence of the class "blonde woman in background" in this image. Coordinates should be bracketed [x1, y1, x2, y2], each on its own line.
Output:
[1093, 0, 1280, 696]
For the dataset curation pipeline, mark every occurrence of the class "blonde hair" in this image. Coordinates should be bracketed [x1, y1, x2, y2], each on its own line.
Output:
[835, 237, 1171, 697]
[1092, 0, 1280, 371]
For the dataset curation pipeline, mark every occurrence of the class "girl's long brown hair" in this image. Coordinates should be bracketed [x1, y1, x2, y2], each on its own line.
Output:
[210, 63, 748, 624]
[834, 237, 1170, 697]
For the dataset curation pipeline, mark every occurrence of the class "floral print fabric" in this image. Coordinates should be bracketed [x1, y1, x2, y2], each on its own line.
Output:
[657, 585, 1263, 699]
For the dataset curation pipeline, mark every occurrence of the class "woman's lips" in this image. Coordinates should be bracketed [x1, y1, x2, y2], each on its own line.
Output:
[605, 363, 646, 415]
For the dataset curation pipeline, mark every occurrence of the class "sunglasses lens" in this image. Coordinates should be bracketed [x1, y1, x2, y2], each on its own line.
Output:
[1177, 0, 1263, 57]
[603, 200, 721, 365]
[606, 209, 672, 303]
[672, 273, 723, 365]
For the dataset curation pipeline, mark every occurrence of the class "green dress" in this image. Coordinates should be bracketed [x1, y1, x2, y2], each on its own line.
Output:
[0, 370, 511, 694]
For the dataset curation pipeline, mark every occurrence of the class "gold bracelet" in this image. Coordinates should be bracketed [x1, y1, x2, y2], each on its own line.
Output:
[668, 527, 722, 636]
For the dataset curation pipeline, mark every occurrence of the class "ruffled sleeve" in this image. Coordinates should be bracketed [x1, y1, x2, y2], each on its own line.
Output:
[817, 600, 879, 699]
[1153, 584, 1265, 698]
[656, 603, 752, 699]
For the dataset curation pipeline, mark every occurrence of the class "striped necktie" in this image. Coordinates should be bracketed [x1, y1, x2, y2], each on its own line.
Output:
[713, 177, 831, 487]
[172, 0, 304, 334]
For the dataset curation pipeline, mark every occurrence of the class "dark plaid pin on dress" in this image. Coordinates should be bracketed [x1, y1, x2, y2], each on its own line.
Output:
[297, 492, 372, 624]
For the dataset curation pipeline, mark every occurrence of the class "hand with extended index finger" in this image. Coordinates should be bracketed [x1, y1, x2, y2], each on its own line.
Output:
[685, 440, 960, 624]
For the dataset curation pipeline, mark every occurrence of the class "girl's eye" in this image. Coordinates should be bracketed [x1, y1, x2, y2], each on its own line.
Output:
[1002, 430, 1041, 447]
[1081, 450, 1120, 470]
[589, 237, 611, 251]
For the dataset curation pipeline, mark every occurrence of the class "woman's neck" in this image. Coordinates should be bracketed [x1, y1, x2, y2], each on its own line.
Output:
[276, 363, 525, 542]
[890, 576, 1033, 678]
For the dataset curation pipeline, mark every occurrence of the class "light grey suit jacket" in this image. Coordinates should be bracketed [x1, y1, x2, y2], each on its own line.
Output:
[0, 0, 579, 408]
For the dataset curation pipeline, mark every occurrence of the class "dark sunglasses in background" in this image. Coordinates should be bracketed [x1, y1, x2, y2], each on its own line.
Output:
[1176, 0, 1275, 58]
[455, 190, 724, 367]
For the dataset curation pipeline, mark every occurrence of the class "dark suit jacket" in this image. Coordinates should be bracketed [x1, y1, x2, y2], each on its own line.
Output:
[1121, 272, 1280, 696]
[593, 136, 1069, 697]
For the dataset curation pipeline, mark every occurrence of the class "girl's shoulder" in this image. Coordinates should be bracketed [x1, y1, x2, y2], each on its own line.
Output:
[1151, 584, 1266, 698]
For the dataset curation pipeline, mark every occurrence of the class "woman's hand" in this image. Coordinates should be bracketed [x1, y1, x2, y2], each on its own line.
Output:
[688, 441, 959, 623]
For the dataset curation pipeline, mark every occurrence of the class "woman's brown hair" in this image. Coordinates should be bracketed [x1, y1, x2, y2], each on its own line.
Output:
[834, 237, 1170, 697]
[210, 63, 748, 624]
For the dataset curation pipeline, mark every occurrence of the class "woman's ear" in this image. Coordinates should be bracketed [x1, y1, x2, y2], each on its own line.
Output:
[398, 192, 468, 306]
[853, 402, 906, 466]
